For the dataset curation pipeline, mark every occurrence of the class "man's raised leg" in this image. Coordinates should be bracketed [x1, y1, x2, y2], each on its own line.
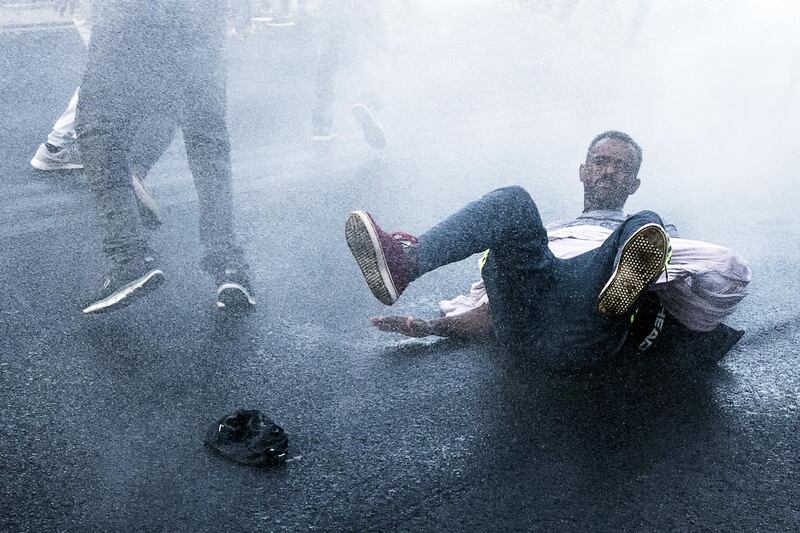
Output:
[588, 210, 670, 317]
[345, 185, 556, 305]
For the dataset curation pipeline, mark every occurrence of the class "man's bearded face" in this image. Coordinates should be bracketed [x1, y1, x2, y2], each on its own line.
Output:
[580, 138, 640, 210]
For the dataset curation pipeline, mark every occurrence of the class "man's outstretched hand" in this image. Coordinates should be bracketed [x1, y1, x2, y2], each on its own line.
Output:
[370, 303, 493, 341]
[370, 316, 433, 338]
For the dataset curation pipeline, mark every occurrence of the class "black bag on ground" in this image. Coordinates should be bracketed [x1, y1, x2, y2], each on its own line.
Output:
[204, 409, 288, 467]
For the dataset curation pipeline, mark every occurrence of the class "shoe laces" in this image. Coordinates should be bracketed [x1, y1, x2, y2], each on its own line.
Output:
[390, 231, 418, 248]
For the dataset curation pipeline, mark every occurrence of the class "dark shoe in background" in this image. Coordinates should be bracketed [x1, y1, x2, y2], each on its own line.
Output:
[352, 103, 386, 150]
[204, 409, 288, 467]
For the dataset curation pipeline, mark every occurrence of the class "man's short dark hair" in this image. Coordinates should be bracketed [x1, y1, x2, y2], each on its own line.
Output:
[587, 131, 643, 175]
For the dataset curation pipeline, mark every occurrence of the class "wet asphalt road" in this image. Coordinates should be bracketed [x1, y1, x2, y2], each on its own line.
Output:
[1, 8, 799, 532]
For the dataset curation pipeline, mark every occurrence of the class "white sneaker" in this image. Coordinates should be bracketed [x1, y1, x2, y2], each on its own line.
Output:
[30, 142, 83, 170]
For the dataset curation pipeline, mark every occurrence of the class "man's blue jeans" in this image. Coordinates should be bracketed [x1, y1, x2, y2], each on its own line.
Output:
[416, 186, 664, 367]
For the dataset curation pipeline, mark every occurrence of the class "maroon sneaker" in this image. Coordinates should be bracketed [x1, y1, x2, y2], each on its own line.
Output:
[345, 211, 418, 305]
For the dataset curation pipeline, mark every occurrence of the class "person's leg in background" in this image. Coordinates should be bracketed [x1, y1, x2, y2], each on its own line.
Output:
[227, 0, 252, 36]
[31, 0, 165, 229]
[348, 0, 387, 149]
[311, 1, 386, 148]
[31, 1, 93, 171]
[311, 3, 347, 142]
[265, 0, 296, 26]
[311, 31, 342, 141]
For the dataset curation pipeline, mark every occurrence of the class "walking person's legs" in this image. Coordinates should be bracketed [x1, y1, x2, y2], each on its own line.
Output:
[30, 1, 93, 171]
[30, 88, 84, 171]
[45, 88, 81, 150]
[78, 111, 150, 263]
[265, 0, 296, 26]
[312, 37, 340, 140]
[126, 116, 180, 228]
[349, 0, 387, 149]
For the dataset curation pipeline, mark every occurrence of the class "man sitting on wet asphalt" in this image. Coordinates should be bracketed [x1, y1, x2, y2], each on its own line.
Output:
[344, 131, 751, 368]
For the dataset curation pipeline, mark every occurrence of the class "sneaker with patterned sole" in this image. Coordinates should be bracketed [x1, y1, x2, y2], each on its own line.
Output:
[344, 211, 417, 305]
[30, 142, 83, 171]
[597, 223, 670, 317]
